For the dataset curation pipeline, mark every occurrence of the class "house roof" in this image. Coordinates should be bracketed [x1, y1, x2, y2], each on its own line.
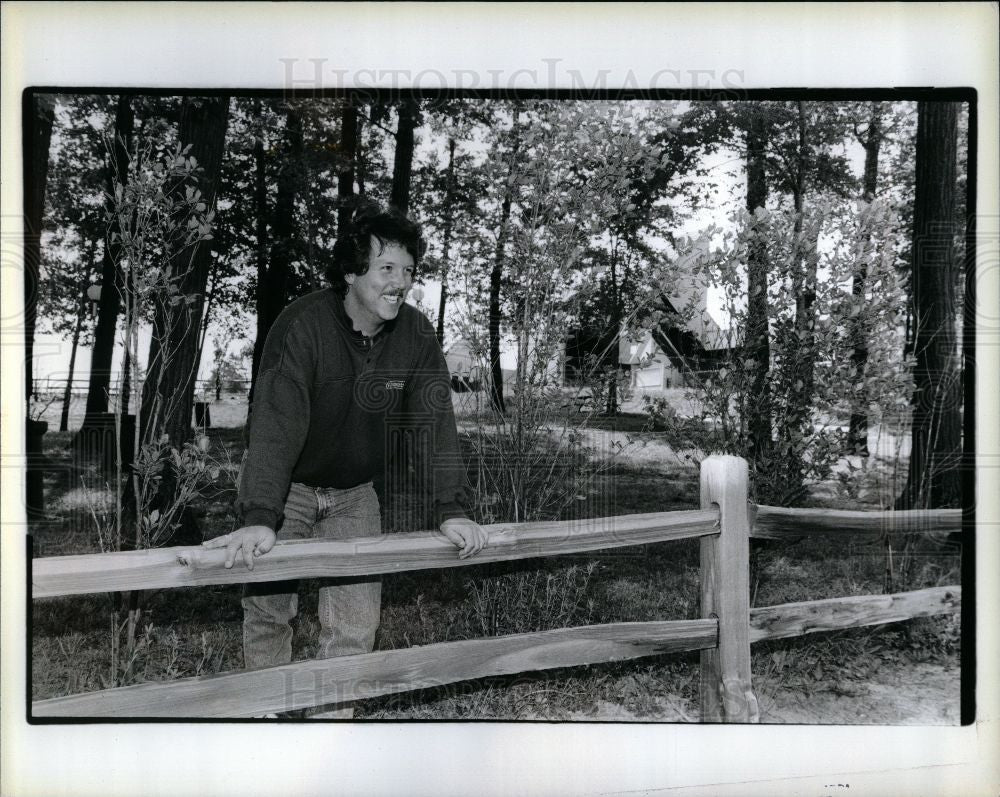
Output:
[620, 293, 729, 365]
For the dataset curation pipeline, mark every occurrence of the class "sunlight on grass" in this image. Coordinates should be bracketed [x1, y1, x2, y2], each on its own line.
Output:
[51, 486, 115, 513]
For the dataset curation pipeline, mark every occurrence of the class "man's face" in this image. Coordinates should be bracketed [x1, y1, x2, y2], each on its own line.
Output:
[343, 238, 415, 336]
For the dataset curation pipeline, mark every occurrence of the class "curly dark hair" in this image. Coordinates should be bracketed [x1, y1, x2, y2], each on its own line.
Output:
[327, 201, 426, 293]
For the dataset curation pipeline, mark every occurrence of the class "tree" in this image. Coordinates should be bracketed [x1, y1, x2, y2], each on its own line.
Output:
[770, 102, 856, 497]
[487, 103, 522, 415]
[412, 99, 492, 344]
[336, 98, 359, 235]
[744, 104, 772, 463]
[139, 96, 230, 450]
[209, 334, 247, 399]
[97, 111, 225, 674]
[895, 101, 963, 509]
[44, 237, 98, 431]
[250, 102, 303, 394]
[24, 93, 56, 403]
[36, 95, 111, 429]
[390, 97, 419, 214]
[83, 95, 134, 419]
[842, 102, 921, 456]
[569, 103, 688, 416]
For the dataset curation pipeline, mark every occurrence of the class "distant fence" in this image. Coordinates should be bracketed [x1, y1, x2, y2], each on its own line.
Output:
[30, 376, 251, 399]
[30, 456, 962, 721]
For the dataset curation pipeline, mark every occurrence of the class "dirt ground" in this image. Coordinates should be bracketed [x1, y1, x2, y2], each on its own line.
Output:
[565, 658, 961, 724]
[757, 660, 960, 725]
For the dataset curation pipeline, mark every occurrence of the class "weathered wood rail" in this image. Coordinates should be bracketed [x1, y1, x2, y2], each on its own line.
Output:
[33, 620, 720, 718]
[30, 455, 963, 722]
[751, 505, 963, 540]
[31, 509, 720, 598]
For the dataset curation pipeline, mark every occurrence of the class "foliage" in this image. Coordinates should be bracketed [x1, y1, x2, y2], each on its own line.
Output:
[36, 95, 111, 342]
[450, 101, 668, 524]
[88, 120, 222, 684]
[645, 198, 912, 505]
[106, 133, 216, 441]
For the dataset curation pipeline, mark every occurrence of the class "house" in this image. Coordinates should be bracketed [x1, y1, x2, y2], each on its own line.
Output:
[620, 296, 730, 390]
[444, 339, 485, 392]
[567, 271, 734, 391]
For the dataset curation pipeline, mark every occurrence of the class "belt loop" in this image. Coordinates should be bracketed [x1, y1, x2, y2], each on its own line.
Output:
[314, 485, 326, 519]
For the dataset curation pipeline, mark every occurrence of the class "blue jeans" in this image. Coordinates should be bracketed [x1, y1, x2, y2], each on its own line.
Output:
[242, 481, 382, 673]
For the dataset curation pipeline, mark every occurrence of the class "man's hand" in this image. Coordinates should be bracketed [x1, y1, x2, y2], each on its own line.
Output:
[202, 525, 276, 570]
[439, 517, 488, 560]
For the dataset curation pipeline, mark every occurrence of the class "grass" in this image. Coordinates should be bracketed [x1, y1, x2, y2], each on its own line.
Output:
[28, 418, 962, 721]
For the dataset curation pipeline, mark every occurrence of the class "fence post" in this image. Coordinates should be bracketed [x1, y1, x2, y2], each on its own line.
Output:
[699, 455, 759, 722]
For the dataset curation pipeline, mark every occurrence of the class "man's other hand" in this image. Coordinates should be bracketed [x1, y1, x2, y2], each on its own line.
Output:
[202, 525, 276, 570]
[439, 517, 488, 559]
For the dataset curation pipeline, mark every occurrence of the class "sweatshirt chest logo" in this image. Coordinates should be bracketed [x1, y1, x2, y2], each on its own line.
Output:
[385, 379, 406, 391]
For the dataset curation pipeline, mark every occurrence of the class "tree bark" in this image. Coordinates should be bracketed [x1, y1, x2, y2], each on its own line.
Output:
[896, 102, 962, 509]
[250, 106, 303, 403]
[390, 98, 418, 215]
[140, 96, 230, 448]
[251, 104, 302, 397]
[604, 247, 621, 417]
[120, 343, 132, 416]
[744, 104, 772, 465]
[248, 100, 269, 399]
[489, 107, 522, 416]
[60, 238, 97, 431]
[847, 103, 884, 456]
[436, 137, 456, 344]
[24, 93, 56, 402]
[337, 99, 358, 235]
[83, 95, 134, 418]
[778, 101, 817, 504]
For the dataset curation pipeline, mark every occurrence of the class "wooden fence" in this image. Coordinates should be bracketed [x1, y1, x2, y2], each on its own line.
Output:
[30, 455, 963, 721]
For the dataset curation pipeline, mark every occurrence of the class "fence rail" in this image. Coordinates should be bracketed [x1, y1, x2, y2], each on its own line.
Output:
[30, 376, 251, 398]
[33, 620, 720, 718]
[752, 505, 963, 539]
[32, 586, 961, 719]
[32, 509, 720, 598]
[30, 455, 964, 721]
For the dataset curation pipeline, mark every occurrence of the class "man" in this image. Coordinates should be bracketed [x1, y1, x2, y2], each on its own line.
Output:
[204, 203, 486, 716]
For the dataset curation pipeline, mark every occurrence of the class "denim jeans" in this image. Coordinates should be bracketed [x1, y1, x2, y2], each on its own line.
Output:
[242, 481, 382, 676]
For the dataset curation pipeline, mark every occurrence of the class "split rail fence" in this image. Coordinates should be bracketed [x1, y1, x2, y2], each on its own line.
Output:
[31, 455, 963, 721]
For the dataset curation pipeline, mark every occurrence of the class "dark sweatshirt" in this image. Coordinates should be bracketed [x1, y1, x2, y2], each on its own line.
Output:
[237, 288, 470, 531]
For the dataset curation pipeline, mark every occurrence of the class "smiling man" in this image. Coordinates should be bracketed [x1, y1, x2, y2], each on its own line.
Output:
[204, 203, 486, 717]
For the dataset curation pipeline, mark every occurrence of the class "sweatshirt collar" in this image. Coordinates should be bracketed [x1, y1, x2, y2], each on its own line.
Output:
[328, 288, 398, 343]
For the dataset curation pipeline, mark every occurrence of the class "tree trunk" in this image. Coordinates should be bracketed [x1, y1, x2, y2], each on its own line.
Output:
[847, 104, 884, 456]
[132, 96, 229, 548]
[896, 102, 962, 509]
[84, 95, 134, 418]
[390, 98, 418, 214]
[248, 100, 269, 401]
[140, 96, 230, 449]
[356, 111, 368, 197]
[605, 247, 621, 417]
[60, 239, 97, 431]
[24, 94, 56, 402]
[120, 343, 132, 416]
[489, 107, 521, 416]
[778, 101, 816, 505]
[436, 137, 456, 344]
[744, 104, 772, 466]
[251, 104, 302, 398]
[337, 99, 358, 235]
